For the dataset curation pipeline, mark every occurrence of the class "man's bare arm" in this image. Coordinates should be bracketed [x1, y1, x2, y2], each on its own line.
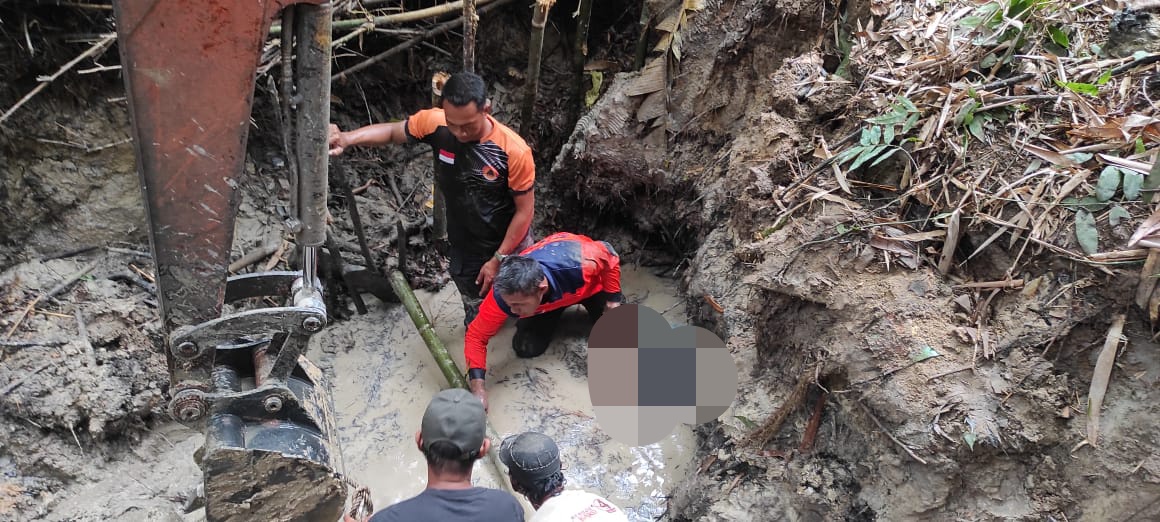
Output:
[328, 121, 407, 155]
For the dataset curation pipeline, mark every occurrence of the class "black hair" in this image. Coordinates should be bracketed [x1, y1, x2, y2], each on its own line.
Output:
[423, 440, 476, 476]
[493, 256, 544, 297]
[441, 72, 488, 109]
[512, 470, 566, 506]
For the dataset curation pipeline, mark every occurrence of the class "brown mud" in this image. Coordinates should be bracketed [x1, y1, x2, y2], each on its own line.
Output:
[3, 0, 1160, 521]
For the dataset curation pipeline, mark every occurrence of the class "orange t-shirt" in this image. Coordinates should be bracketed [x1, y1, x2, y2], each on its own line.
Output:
[406, 109, 534, 257]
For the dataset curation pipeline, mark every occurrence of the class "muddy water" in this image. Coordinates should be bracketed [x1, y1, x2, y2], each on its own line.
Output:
[315, 265, 695, 521]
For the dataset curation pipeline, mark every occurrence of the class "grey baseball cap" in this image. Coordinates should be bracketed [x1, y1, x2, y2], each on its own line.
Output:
[499, 431, 562, 484]
[421, 388, 486, 458]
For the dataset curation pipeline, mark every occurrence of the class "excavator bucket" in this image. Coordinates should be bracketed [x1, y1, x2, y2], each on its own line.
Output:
[110, 0, 348, 519]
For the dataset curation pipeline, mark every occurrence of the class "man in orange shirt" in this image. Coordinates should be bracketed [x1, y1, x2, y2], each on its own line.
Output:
[464, 232, 623, 410]
[329, 72, 535, 325]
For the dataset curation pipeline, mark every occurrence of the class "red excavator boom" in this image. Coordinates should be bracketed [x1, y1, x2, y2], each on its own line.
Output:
[110, 1, 348, 520]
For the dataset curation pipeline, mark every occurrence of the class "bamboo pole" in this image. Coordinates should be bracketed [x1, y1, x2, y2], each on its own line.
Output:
[332, 0, 516, 82]
[386, 270, 517, 499]
[519, 0, 556, 135]
[431, 73, 450, 246]
[272, 0, 498, 34]
[463, 0, 478, 72]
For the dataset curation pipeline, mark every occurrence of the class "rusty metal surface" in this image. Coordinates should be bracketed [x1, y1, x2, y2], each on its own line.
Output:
[113, 0, 303, 334]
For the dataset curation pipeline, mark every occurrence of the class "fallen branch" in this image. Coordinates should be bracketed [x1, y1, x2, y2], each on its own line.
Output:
[926, 365, 973, 382]
[856, 399, 928, 465]
[274, 0, 498, 34]
[1, 33, 116, 125]
[1087, 314, 1126, 446]
[0, 339, 68, 349]
[952, 279, 1024, 290]
[798, 392, 827, 452]
[228, 242, 281, 273]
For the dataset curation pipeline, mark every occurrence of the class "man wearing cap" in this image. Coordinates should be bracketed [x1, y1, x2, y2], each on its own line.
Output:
[366, 388, 524, 521]
[499, 431, 629, 521]
[465, 232, 624, 410]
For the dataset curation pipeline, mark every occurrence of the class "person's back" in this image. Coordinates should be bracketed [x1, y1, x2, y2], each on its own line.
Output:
[529, 489, 628, 522]
[369, 487, 524, 522]
[361, 388, 524, 522]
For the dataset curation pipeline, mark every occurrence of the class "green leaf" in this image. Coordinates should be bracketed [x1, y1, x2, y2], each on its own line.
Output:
[849, 145, 888, 170]
[1098, 69, 1113, 86]
[1062, 196, 1109, 212]
[1096, 166, 1121, 202]
[584, 71, 603, 107]
[963, 431, 977, 451]
[1048, 26, 1069, 49]
[897, 95, 918, 113]
[902, 112, 921, 134]
[1075, 209, 1100, 255]
[883, 123, 896, 145]
[1110, 206, 1131, 226]
[960, 15, 984, 29]
[867, 125, 882, 145]
[1136, 137, 1147, 155]
[968, 117, 985, 141]
[867, 112, 906, 125]
[1124, 171, 1144, 200]
[734, 415, 757, 429]
[1055, 80, 1099, 96]
[980, 53, 998, 69]
[836, 145, 867, 165]
[1066, 152, 1094, 164]
[869, 147, 901, 167]
[859, 128, 876, 146]
[912, 345, 941, 363]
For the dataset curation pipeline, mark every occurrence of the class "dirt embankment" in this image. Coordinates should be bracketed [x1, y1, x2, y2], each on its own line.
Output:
[548, 0, 1160, 519]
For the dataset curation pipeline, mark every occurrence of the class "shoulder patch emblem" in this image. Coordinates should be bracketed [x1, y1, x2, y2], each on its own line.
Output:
[481, 164, 499, 181]
[438, 149, 455, 164]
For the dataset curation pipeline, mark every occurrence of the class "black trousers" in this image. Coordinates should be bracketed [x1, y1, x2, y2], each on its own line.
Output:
[449, 233, 535, 326]
[511, 292, 610, 358]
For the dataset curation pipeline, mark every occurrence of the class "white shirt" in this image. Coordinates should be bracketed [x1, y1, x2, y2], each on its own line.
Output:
[529, 490, 629, 522]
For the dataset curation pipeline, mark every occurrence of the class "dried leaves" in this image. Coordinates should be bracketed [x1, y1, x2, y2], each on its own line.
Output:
[810, 0, 1160, 273]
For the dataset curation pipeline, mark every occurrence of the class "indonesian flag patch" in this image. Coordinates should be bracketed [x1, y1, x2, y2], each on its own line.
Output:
[438, 149, 455, 164]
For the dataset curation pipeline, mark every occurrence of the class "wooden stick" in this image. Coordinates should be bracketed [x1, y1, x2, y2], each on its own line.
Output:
[4, 258, 102, 338]
[1087, 314, 1127, 446]
[1092, 249, 1150, 262]
[952, 279, 1023, 290]
[331, 0, 515, 82]
[926, 365, 973, 382]
[273, 0, 499, 34]
[1, 363, 51, 396]
[0, 339, 68, 348]
[1, 33, 116, 124]
[798, 392, 827, 452]
[856, 399, 928, 465]
[228, 242, 281, 274]
[1137, 250, 1160, 310]
[938, 209, 961, 275]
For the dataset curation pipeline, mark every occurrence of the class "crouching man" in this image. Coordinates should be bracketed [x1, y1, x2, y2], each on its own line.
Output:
[464, 232, 624, 410]
[499, 431, 629, 521]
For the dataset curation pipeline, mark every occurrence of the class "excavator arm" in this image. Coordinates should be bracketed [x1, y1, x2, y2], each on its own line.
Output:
[110, 1, 348, 520]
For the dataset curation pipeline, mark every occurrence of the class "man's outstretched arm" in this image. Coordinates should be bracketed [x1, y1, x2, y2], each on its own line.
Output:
[328, 121, 408, 155]
[464, 294, 509, 411]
